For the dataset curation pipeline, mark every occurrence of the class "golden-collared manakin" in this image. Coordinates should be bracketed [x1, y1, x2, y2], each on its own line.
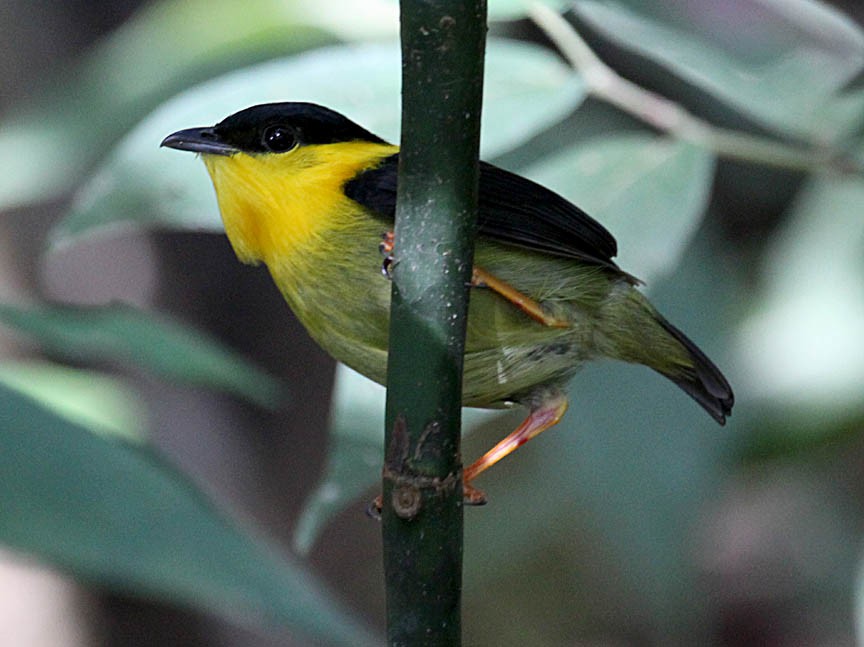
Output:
[162, 102, 733, 502]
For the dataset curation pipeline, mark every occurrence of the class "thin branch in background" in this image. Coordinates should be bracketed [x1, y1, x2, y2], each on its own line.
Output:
[530, 3, 862, 175]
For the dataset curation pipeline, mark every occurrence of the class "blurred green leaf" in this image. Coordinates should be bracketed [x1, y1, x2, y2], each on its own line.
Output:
[736, 170, 864, 417]
[52, 39, 584, 249]
[0, 360, 146, 442]
[0, 0, 345, 211]
[501, 0, 575, 18]
[488, 0, 572, 19]
[0, 303, 284, 409]
[735, 407, 864, 464]
[523, 135, 715, 281]
[292, 366, 385, 555]
[293, 365, 501, 554]
[573, 0, 864, 141]
[0, 384, 377, 645]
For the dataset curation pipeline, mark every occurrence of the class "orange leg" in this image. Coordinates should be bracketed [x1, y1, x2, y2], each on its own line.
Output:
[370, 388, 570, 510]
[462, 393, 569, 504]
[471, 267, 569, 328]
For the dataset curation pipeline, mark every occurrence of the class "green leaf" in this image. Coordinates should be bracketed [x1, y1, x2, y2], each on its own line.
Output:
[0, 384, 377, 645]
[573, 0, 864, 141]
[293, 365, 501, 555]
[0, 303, 284, 409]
[486, 0, 572, 19]
[735, 407, 864, 464]
[292, 366, 385, 555]
[0, 361, 146, 442]
[736, 170, 864, 417]
[52, 39, 584, 249]
[0, 0, 340, 211]
[523, 135, 715, 281]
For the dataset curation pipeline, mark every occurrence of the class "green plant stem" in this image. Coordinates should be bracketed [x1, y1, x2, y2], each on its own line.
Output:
[530, 3, 861, 175]
[382, 1, 486, 645]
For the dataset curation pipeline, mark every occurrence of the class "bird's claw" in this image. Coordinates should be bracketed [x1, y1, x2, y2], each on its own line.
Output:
[379, 231, 395, 279]
[462, 483, 488, 506]
[366, 495, 383, 520]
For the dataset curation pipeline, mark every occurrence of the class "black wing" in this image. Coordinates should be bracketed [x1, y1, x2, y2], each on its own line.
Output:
[344, 153, 620, 270]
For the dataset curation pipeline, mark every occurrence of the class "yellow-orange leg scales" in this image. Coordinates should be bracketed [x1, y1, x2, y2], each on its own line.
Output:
[462, 393, 569, 504]
[470, 267, 569, 329]
[380, 231, 571, 504]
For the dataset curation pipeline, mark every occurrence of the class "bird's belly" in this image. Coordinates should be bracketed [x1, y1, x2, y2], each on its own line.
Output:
[270, 232, 604, 408]
[282, 269, 593, 408]
[275, 257, 393, 387]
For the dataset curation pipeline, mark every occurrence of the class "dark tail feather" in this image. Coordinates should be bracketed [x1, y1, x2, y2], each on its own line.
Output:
[655, 317, 734, 425]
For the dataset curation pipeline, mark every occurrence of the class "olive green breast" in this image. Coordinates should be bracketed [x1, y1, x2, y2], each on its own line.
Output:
[266, 209, 622, 408]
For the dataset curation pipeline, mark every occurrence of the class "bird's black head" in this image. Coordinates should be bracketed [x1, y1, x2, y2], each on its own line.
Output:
[161, 102, 387, 156]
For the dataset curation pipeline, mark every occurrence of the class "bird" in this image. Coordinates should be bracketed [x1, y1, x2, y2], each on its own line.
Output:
[162, 102, 733, 503]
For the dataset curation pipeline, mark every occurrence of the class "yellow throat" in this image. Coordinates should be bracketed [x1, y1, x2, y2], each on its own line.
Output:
[202, 141, 398, 268]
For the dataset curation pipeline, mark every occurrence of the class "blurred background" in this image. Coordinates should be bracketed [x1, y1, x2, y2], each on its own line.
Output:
[1, 0, 864, 645]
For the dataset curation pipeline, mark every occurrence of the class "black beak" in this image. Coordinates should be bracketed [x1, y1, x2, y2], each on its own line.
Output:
[161, 127, 237, 156]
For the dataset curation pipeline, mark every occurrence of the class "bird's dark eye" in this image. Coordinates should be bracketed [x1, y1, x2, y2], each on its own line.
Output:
[261, 125, 298, 153]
